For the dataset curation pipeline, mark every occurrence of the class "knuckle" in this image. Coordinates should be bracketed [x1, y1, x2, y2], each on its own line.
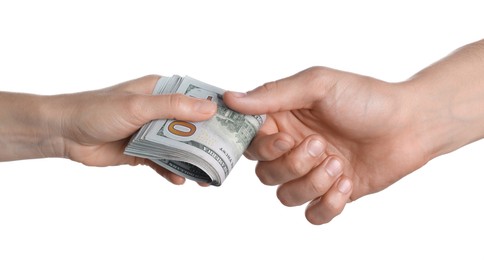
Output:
[286, 157, 308, 179]
[322, 197, 343, 217]
[276, 186, 295, 207]
[255, 163, 275, 186]
[125, 94, 142, 111]
[166, 93, 187, 117]
[259, 81, 278, 93]
[143, 74, 161, 81]
[168, 93, 185, 108]
[305, 66, 328, 80]
[136, 74, 161, 87]
[142, 74, 162, 87]
[305, 65, 326, 74]
[125, 94, 147, 122]
[249, 80, 279, 99]
[303, 66, 336, 93]
[116, 74, 162, 93]
[308, 175, 327, 195]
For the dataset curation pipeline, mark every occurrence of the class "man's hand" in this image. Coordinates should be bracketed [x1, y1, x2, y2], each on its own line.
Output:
[225, 67, 431, 224]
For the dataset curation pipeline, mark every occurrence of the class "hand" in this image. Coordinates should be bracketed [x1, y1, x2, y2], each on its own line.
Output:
[42, 75, 216, 184]
[224, 67, 431, 224]
[227, 36, 484, 225]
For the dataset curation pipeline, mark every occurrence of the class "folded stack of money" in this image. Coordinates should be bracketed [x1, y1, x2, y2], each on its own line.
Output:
[124, 75, 265, 186]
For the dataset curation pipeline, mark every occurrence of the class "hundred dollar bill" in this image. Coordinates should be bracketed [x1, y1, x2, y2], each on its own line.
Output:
[124, 75, 265, 186]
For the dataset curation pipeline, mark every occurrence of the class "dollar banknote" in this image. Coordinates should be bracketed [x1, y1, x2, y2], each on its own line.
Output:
[124, 75, 265, 186]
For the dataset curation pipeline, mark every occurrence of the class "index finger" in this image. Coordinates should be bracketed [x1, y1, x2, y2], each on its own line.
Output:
[245, 132, 295, 161]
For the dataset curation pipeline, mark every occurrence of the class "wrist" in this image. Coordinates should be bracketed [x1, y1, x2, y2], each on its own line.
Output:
[0, 92, 65, 161]
[402, 40, 484, 161]
[404, 75, 484, 161]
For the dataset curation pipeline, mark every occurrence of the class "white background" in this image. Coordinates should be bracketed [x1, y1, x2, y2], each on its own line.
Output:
[1, 1, 483, 259]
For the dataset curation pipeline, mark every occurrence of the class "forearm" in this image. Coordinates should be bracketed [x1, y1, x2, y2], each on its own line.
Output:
[407, 39, 484, 159]
[0, 92, 64, 161]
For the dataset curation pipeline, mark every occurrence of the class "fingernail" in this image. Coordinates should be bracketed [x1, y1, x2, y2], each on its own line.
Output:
[325, 158, 342, 177]
[228, 91, 247, 98]
[337, 178, 351, 194]
[195, 100, 217, 114]
[274, 139, 291, 152]
[307, 140, 324, 157]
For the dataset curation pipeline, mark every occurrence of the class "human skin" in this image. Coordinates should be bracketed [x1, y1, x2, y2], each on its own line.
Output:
[224, 39, 484, 225]
[0, 75, 217, 184]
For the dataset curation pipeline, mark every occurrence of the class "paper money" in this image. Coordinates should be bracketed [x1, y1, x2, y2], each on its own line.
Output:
[124, 75, 265, 186]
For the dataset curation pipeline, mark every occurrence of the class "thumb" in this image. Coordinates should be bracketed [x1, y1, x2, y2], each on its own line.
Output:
[224, 67, 331, 115]
[134, 93, 217, 124]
